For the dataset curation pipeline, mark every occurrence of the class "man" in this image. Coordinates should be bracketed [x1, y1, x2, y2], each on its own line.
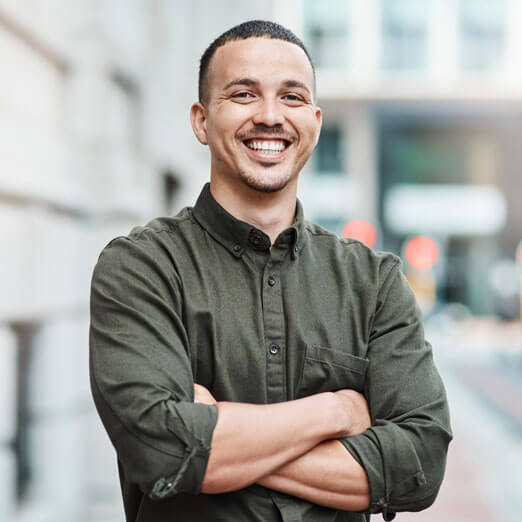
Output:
[90, 20, 452, 522]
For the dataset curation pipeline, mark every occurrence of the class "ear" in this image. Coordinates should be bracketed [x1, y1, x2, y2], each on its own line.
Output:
[313, 106, 323, 147]
[190, 102, 208, 145]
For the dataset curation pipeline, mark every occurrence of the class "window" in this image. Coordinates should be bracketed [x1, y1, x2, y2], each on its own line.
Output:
[162, 169, 180, 213]
[10, 323, 39, 504]
[380, 127, 497, 186]
[314, 216, 346, 236]
[304, 0, 349, 68]
[381, 0, 428, 71]
[314, 126, 345, 176]
[459, 0, 506, 70]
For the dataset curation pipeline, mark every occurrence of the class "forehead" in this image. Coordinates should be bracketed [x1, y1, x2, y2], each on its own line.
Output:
[208, 37, 315, 93]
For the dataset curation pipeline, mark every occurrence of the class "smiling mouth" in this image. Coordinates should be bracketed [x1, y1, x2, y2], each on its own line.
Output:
[243, 138, 290, 155]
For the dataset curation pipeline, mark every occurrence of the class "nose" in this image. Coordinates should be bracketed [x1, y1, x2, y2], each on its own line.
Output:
[251, 96, 285, 127]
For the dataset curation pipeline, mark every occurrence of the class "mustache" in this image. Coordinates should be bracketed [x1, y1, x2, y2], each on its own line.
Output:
[237, 125, 297, 142]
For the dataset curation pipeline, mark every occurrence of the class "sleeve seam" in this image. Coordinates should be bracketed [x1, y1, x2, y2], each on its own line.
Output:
[378, 259, 401, 301]
[368, 259, 401, 338]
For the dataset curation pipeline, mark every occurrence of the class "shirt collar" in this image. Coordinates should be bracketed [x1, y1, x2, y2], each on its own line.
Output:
[191, 183, 305, 259]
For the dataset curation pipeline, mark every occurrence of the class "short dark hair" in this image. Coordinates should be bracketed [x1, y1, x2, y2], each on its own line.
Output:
[198, 20, 315, 104]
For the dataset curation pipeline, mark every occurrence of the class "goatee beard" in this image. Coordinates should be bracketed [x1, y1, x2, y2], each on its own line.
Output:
[239, 171, 291, 193]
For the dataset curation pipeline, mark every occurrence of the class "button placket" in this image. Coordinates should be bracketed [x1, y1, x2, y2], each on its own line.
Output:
[262, 258, 286, 403]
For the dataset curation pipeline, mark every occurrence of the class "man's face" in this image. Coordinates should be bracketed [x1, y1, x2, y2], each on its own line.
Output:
[191, 37, 322, 193]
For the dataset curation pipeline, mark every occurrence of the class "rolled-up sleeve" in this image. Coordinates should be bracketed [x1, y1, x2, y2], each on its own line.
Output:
[89, 233, 218, 499]
[341, 259, 452, 521]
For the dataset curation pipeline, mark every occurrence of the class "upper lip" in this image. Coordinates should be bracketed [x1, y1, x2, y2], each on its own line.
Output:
[237, 128, 297, 144]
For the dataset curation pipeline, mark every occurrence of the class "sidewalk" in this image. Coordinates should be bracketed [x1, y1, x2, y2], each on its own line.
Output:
[382, 357, 522, 522]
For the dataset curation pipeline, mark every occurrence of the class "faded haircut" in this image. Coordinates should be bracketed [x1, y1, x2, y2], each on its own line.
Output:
[198, 20, 315, 104]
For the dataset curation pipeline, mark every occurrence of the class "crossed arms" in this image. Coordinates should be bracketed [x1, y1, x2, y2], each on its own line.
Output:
[89, 236, 452, 518]
[194, 383, 371, 510]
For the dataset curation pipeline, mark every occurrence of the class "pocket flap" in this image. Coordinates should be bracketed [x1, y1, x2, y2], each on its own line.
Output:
[306, 345, 369, 375]
[296, 345, 370, 398]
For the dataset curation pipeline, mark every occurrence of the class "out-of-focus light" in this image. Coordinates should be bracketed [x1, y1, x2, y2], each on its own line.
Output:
[342, 220, 377, 247]
[405, 236, 439, 270]
[488, 260, 519, 298]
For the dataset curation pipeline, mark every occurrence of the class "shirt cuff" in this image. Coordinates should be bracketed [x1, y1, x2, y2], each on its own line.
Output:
[150, 402, 218, 498]
[340, 420, 426, 521]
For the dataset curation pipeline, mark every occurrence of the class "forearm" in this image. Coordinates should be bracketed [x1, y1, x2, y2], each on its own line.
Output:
[258, 440, 370, 511]
[201, 393, 346, 493]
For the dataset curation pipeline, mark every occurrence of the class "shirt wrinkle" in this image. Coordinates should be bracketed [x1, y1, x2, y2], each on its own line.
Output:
[90, 370, 190, 460]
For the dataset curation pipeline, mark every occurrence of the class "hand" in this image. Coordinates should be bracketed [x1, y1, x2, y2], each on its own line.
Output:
[194, 383, 217, 405]
[333, 389, 371, 437]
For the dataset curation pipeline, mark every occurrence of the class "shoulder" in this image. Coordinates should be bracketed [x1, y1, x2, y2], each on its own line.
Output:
[93, 207, 196, 281]
[99, 207, 193, 255]
[303, 219, 401, 281]
[127, 207, 194, 243]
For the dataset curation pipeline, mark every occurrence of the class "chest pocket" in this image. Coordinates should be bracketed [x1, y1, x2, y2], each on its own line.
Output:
[297, 345, 369, 398]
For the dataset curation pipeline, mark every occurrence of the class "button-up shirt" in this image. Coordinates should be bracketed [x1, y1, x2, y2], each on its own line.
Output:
[89, 183, 452, 522]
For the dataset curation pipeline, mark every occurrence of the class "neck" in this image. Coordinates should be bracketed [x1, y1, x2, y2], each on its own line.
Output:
[209, 177, 298, 244]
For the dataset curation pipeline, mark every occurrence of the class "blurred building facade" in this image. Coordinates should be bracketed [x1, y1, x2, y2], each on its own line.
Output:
[0, 1, 520, 521]
[0, 1, 274, 521]
[280, 0, 522, 318]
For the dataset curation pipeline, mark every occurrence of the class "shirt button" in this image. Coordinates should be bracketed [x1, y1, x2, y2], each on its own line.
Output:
[269, 344, 280, 355]
[233, 245, 241, 253]
[267, 276, 276, 286]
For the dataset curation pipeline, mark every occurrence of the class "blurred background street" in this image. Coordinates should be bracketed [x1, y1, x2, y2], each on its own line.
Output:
[0, 1, 521, 521]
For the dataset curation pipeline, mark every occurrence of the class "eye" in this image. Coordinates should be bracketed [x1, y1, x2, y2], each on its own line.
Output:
[282, 93, 305, 105]
[231, 91, 256, 102]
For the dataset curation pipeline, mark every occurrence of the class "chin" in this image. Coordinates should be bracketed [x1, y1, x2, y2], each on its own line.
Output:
[239, 170, 294, 194]
[241, 176, 291, 194]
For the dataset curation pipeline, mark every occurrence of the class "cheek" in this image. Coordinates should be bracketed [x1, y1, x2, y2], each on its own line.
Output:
[214, 105, 249, 130]
[302, 123, 321, 150]
[294, 112, 321, 143]
[208, 111, 248, 148]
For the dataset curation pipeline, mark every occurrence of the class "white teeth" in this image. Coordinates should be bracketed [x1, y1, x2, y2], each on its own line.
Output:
[246, 140, 286, 153]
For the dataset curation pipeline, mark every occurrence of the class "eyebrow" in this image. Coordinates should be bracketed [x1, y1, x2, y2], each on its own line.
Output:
[223, 78, 259, 90]
[281, 80, 312, 97]
[222, 78, 313, 97]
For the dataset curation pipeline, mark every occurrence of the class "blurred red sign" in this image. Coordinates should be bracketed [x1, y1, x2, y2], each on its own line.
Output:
[342, 220, 377, 248]
[405, 236, 439, 270]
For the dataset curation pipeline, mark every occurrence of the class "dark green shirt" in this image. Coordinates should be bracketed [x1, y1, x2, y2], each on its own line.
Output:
[89, 183, 452, 522]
